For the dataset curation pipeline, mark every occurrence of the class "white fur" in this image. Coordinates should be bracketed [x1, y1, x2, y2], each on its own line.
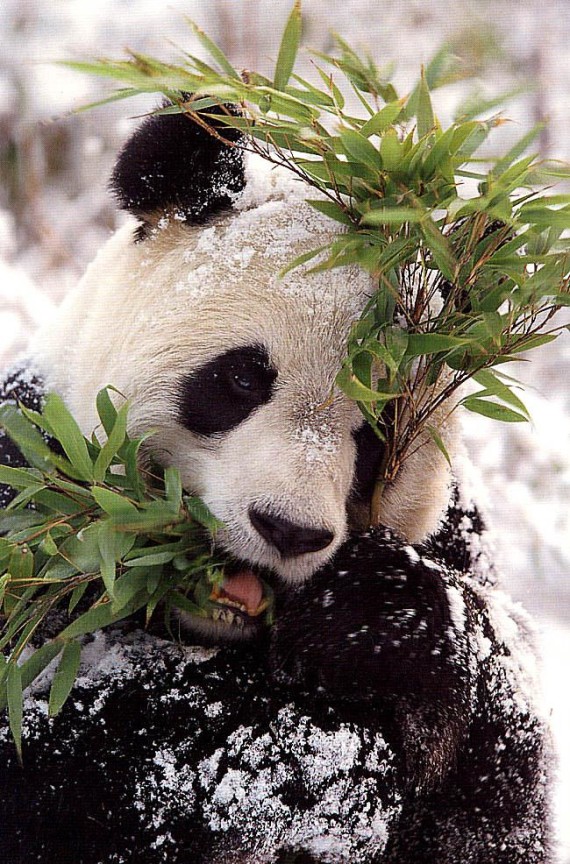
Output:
[31, 157, 454, 581]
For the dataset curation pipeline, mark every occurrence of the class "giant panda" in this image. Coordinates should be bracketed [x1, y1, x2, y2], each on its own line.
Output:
[0, 104, 554, 863]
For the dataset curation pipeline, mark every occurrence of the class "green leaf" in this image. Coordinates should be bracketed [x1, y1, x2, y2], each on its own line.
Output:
[125, 549, 179, 567]
[426, 424, 452, 467]
[164, 466, 183, 513]
[279, 245, 329, 277]
[0, 465, 44, 491]
[7, 663, 23, 764]
[379, 128, 403, 171]
[461, 397, 528, 423]
[18, 640, 64, 693]
[112, 567, 151, 613]
[274, 0, 302, 91]
[48, 640, 82, 717]
[0, 404, 55, 472]
[360, 100, 404, 137]
[306, 199, 353, 225]
[96, 521, 119, 596]
[59, 524, 104, 573]
[472, 369, 531, 420]
[68, 582, 89, 614]
[361, 207, 424, 225]
[336, 366, 398, 403]
[384, 326, 410, 369]
[96, 387, 118, 437]
[39, 532, 59, 557]
[492, 125, 544, 176]
[0, 572, 10, 607]
[93, 401, 129, 482]
[315, 66, 345, 109]
[91, 486, 139, 519]
[509, 333, 559, 353]
[43, 394, 94, 482]
[184, 497, 223, 532]
[58, 594, 144, 640]
[517, 203, 570, 230]
[187, 19, 240, 79]
[169, 591, 206, 618]
[8, 546, 34, 579]
[406, 333, 468, 356]
[338, 128, 380, 171]
[415, 68, 435, 139]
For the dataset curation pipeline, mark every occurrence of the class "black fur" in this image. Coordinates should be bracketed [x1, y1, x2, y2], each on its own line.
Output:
[177, 344, 277, 436]
[350, 421, 386, 506]
[0, 529, 552, 863]
[110, 99, 245, 229]
[0, 365, 49, 508]
[424, 485, 497, 585]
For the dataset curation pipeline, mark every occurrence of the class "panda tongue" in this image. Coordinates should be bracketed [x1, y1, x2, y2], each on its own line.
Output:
[221, 570, 264, 614]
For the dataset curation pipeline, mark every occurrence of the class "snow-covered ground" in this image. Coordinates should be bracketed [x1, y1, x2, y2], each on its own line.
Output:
[1, 0, 569, 858]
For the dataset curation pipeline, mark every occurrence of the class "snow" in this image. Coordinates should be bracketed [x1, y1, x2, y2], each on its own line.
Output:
[1, 0, 569, 858]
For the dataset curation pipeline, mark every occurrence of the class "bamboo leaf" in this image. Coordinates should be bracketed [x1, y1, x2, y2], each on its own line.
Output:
[187, 20, 240, 79]
[112, 567, 151, 613]
[306, 199, 353, 225]
[48, 640, 82, 717]
[360, 100, 404, 137]
[493, 125, 544, 176]
[43, 394, 94, 482]
[472, 369, 531, 420]
[0, 465, 45, 491]
[274, 1, 303, 91]
[406, 333, 469, 356]
[338, 128, 381, 171]
[0, 404, 55, 472]
[416, 68, 435, 139]
[184, 497, 223, 532]
[91, 486, 139, 519]
[93, 401, 129, 482]
[426, 424, 452, 466]
[18, 641, 64, 694]
[96, 387, 119, 438]
[58, 594, 145, 640]
[164, 466, 183, 513]
[7, 663, 23, 764]
[361, 207, 424, 225]
[461, 397, 528, 423]
[379, 128, 403, 171]
[279, 245, 329, 277]
[336, 366, 398, 402]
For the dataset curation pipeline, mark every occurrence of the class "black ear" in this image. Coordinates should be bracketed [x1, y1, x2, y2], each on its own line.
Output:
[110, 98, 246, 231]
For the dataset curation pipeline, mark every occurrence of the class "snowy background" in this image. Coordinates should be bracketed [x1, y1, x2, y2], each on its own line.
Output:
[0, 0, 568, 857]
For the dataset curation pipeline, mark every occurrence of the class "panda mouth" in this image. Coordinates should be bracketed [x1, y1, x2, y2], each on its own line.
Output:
[208, 566, 271, 631]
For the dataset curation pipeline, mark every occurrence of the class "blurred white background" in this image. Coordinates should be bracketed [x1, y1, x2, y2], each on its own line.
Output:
[0, 0, 568, 858]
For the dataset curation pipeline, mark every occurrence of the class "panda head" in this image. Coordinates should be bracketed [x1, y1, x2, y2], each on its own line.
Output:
[34, 101, 454, 616]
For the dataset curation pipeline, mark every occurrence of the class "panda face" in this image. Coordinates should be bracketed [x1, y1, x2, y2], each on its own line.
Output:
[127, 220, 374, 583]
[32, 108, 454, 603]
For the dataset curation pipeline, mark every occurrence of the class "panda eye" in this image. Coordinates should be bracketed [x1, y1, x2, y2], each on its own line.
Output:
[228, 364, 266, 395]
[232, 372, 254, 391]
[178, 345, 277, 436]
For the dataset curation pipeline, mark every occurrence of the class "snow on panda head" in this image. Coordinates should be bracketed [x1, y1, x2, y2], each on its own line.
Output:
[32, 104, 454, 588]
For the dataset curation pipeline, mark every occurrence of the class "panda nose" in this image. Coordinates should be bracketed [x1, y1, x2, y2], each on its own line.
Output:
[249, 508, 334, 558]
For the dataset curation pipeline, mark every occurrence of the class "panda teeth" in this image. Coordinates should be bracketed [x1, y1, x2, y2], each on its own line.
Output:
[211, 606, 245, 629]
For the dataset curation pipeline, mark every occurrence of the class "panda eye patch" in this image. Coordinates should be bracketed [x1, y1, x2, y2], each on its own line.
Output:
[178, 345, 277, 436]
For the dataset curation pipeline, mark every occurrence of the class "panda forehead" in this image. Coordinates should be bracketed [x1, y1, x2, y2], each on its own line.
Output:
[140, 195, 373, 315]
